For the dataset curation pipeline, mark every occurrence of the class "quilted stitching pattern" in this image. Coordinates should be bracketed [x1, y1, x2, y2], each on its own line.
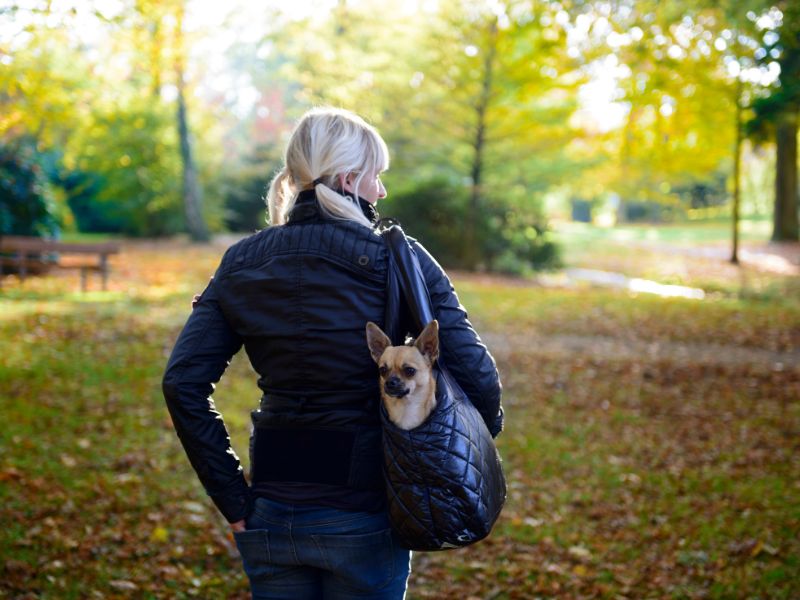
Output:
[382, 368, 507, 551]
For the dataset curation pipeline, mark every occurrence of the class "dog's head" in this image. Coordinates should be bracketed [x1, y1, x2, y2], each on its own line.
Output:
[365, 320, 439, 399]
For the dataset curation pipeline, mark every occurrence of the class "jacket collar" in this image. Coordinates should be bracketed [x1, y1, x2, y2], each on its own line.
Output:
[288, 189, 379, 226]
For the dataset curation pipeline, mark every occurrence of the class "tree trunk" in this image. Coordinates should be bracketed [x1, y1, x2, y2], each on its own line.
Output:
[465, 18, 498, 270]
[617, 99, 639, 224]
[176, 77, 209, 242]
[149, 19, 163, 97]
[134, 0, 163, 97]
[731, 77, 742, 264]
[174, 4, 209, 243]
[772, 110, 799, 242]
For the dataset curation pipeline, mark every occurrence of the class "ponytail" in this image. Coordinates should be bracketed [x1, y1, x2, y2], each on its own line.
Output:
[264, 107, 389, 228]
[266, 167, 294, 226]
[315, 179, 372, 227]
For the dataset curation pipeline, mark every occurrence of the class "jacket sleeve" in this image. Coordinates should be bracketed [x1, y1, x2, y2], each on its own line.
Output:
[410, 240, 504, 437]
[162, 258, 250, 523]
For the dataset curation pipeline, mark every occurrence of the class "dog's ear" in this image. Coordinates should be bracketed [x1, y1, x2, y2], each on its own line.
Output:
[414, 320, 439, 364]
[366, 322, 392, 364]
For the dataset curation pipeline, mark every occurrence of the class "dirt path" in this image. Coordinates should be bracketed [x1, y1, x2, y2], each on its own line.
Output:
[483, 331, 800, 372]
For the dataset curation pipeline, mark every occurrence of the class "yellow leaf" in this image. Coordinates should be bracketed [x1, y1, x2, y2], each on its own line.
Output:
[150, 526, 169, 543]
[573, 564, 588, 577]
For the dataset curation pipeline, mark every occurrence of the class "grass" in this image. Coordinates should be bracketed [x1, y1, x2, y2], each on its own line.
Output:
[552, 217, 772, 248]
[0, 233, 798, 599]
[58, 232, 119, 243]
[455, 283, 800, 351]
[548, 217, 800, 306]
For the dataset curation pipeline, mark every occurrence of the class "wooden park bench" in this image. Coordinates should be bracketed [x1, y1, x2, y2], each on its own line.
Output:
[0, 235, 120, 291]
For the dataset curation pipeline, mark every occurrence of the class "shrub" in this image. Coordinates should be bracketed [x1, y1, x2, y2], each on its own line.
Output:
[379, 177, 560, 274]
[379, 177, 471, 267]
[0, 139, 60, 237]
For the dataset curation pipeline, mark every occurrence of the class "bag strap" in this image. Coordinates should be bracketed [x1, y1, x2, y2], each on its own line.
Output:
[381, 226, 469, 414]
[381, 225, 472, 409]
[381, 225, 434, 336]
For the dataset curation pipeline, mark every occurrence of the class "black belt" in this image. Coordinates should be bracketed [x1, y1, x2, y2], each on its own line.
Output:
[259, 389, 378, 413]
[250, 425, 383, 490]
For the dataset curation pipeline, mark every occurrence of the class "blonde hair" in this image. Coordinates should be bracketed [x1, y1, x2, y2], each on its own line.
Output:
[266, 107, 390, 227]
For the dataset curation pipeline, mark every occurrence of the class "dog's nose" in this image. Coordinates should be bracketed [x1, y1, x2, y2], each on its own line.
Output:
[384, 375, 409, 399]
[385, 375, 403, 390]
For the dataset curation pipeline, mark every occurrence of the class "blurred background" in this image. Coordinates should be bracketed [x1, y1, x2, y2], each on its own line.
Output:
[2, 0, 797, 274]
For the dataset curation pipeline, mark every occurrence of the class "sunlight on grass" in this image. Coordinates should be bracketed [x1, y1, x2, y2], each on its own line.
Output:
[547, 219, 798, 306]
[0, 300, 82, 321]
[739, 219, 772, 235]
[565, 268, 706, 299]
[553, 218, 772, 246]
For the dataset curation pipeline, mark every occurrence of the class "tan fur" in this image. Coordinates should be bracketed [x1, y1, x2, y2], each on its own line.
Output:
[366, 321, 439, 430]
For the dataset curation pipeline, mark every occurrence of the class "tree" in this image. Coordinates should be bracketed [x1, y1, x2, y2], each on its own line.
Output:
[129, 0, 211, 241]
[173, 2, 210, 242]
[398, 0, 583, 269]
[692, 0, 791, 257]
[1, 0, 222, 239]
[266, 0, 578, 270]
[600, 1, 742, 219]
[748, 2, 800, 241]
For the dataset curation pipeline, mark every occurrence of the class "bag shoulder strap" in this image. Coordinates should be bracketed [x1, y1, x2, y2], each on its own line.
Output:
[381, 225, 434, 335]
[382, 226, 471, 404]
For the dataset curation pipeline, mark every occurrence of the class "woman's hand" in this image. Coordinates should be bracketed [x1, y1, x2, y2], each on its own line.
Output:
[230, 519, 246, 533]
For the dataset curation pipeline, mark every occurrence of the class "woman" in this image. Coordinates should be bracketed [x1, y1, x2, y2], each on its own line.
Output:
[163, 107, 503, 599]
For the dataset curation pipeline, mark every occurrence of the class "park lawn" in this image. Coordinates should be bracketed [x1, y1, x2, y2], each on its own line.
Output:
[550, 218, 800, 305]
[0, 239, 798, 599]
[552, 217, 772, 249]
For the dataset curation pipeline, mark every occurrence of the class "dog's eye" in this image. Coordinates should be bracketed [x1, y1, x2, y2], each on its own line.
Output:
[403, 367, 416, 377]
[379, 365, 388, 376]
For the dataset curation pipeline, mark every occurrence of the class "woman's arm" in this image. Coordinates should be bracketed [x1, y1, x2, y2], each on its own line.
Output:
[410, 240, 504, 437]
[162, 266, 250, 523]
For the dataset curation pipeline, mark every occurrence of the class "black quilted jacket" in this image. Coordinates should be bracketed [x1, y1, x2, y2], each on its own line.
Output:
[162, 191, 503, 523]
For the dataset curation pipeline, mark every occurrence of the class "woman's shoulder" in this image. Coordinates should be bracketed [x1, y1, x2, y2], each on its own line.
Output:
[216, 228, 271, 274]
[219, 223, 387, 275]
[404, 235, 446, 277]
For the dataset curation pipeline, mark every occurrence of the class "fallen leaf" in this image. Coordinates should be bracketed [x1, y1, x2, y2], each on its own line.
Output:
[150, 526, 169, 543]
[109, 580, 138, 591]
[0, 467, 22, 481]
[568, 545, 591, 560]
[523, 517, 543, 528]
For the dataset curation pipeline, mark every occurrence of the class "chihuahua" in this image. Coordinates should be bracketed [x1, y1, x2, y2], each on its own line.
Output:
[366, 320, 439, 430]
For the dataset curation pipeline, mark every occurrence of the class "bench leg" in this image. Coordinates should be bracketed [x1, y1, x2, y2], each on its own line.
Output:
[18, 253, 26, 283]
[100, 255, 109, 291]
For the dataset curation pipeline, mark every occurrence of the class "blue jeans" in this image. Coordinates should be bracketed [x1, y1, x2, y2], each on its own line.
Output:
[234, 497, 412, 599]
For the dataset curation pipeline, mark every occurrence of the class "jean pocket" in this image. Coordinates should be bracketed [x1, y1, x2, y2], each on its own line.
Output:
[233, 529, 285, 583]
[312, 528, 396, 592]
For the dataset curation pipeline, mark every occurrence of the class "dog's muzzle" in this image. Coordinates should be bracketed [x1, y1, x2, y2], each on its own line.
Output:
[384, 377, 410, 398]
[385, 387, 410, 398]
